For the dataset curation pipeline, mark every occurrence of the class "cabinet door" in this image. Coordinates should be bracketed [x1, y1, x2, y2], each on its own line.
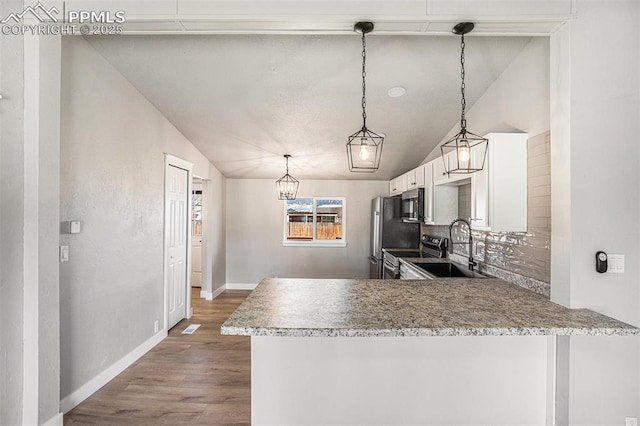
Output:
[414, 165, 426, 188]
[406, 169, 417, 190]
[471, 143, 490, 229]
[389, 179, 397, 195]
[399, 173, 408, 193]
[423, 162, 434, 224]
[433, 153, 450, 185]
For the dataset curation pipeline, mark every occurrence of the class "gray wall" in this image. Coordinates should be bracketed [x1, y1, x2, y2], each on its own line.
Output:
[226, 179, 388, 284]
[60, 36, 225, 401]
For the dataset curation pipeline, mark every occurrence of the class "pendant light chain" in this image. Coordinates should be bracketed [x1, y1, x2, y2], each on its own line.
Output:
[440, 22, 488, 176]
[285, 155, 289, 174]
[361, 31, 367, 129]
[460, 33, 467, 133]
[347, 21, 383, 173]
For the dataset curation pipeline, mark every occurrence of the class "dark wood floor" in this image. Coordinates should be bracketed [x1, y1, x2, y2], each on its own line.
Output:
[64, 289, 252, 425]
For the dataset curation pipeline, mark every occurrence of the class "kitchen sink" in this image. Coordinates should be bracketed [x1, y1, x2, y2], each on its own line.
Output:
[411, 262, 488, 279]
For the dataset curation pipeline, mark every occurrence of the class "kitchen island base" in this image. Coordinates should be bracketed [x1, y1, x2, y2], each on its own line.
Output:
[252, 335, 550, 425]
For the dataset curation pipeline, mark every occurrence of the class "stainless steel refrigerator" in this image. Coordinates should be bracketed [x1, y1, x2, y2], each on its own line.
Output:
[369, 197, 420, 278]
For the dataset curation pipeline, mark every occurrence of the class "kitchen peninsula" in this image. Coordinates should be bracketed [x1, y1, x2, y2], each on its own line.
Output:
[222, 277, 638, 425]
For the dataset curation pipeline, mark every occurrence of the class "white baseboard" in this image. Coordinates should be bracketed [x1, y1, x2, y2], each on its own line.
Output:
[225, 283, 257, 290]
[42, 412, 63, 426]
[211, 285, 225, 299]
[60, 330, 167, 414]
[200, 286, 225, 300]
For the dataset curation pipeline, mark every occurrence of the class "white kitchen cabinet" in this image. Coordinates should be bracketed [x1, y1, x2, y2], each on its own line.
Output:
[389, 174, 407, 196]
[432, 185, 459, 225]
[423, 162, 434, 224]
[432, 153, 450, 185]
[423, 160, 458, 226]
[434, 150, 475, 186]
[406, 165, 426, 190]
[471, 133, 528, 232]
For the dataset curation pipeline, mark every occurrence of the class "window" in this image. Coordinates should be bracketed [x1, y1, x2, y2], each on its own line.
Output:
[284, 197, 346, 247]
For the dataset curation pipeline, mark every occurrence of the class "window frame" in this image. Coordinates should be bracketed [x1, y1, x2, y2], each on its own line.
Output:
[282, 197, 347, 247]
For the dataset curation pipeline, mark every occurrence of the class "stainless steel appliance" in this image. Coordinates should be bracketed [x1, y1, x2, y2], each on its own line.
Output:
[369, 197, 420, 279]
[401, 188, 424, 223]
[383, 249, 421, 279]
[385, 235, 448, 280]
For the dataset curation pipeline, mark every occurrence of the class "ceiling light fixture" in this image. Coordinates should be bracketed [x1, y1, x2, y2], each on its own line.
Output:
[387, 86, 407, 98]
[276, 154, 299, 200]
[440, 22, 488, 175]
[347, 21, 383, 173]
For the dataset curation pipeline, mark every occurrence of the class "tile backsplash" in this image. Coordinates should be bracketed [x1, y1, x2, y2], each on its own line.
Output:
[423, 131, 551, 285]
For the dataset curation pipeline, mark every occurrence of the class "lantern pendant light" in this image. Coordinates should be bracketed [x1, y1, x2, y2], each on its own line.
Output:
[276, 154, 299, 200]
[440, 22, 488, 175]
[346, 21, 384, 173]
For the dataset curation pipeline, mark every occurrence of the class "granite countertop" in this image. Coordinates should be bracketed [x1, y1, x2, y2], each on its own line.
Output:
[221, 278, 639, 338]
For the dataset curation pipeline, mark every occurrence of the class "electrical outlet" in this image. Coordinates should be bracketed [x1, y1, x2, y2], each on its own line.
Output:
[153, 320, 159, 333]
[625, 417, 638, 426]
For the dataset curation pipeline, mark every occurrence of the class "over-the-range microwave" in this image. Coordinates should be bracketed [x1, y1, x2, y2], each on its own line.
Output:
[401, 188, 424, 223]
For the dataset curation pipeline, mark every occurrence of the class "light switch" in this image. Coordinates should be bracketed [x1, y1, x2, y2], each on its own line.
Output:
[67, 221, 81, 234]
[60, 245, 69, 262]
[608, 254, 624, 273]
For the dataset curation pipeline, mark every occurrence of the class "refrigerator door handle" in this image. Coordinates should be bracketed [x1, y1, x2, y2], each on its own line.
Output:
[372, 210, 380, 258]
[368, 255, 378, 264]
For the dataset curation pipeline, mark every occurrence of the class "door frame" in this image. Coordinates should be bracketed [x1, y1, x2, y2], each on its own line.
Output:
[192, 175, 213, 300]
[164, 154, 194, 331]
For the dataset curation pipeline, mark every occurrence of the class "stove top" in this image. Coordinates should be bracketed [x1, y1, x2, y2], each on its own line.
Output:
[384, 250, 423, 258]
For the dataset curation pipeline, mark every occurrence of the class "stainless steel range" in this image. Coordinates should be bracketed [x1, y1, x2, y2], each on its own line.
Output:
[383, 235, 448, 279]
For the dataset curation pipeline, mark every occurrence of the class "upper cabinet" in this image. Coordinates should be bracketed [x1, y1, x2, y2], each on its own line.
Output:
[471, 133, 528, 232]
[406, 165, 426, 190]
[423, 162, 434, 224]
[389, 173, 407, 196]
[432, 154, 449, 185]
[424, 161, 458, 226]
[433, 151, 473, 186]
[390, 132, 528, 232]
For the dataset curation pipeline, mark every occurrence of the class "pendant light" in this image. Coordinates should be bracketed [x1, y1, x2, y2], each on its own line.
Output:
[440, 22, 488, 175]
[276, 155, 299, 200]
[346, 21, 383, 173]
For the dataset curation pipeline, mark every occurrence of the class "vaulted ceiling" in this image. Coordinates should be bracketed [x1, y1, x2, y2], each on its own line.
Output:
[87, 33, 531, 180]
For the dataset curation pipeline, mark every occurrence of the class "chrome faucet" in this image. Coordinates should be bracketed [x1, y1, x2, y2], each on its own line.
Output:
[449, 218, 478, 271]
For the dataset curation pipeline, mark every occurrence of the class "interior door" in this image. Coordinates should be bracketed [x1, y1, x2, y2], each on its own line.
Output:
[166, 165, 189, 329]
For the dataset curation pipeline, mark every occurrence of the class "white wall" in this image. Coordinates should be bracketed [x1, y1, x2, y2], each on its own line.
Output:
[202, 169, 227, 295]
[59, 36, 225, 406]
[253, 336, 548, 425]
[0, 24, 63, 425]
[550, 1, 640, 423]
[35, 34, 63, 425]
[226, 179, 387, 284]
[424, 37, 550, 163]
[0, 7, 26, 423]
